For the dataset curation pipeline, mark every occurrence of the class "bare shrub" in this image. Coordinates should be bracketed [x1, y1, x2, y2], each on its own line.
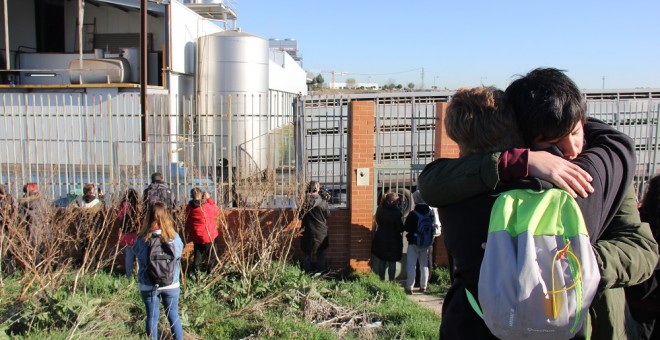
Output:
[199, 179, 303, 292]
[0, 193, 132, 298]
[1, 199, 73, 298]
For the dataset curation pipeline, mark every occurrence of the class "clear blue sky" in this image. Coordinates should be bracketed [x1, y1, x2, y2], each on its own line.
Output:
[234, 1, 659, 90]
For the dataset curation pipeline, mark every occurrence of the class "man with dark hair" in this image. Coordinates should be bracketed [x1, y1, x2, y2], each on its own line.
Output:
[71, 182, 104, 265]
[143, 172, 176, 212]
[298, 180, 331, 273]
[420, 68, 658, 338]
[73, 183, 103, 208]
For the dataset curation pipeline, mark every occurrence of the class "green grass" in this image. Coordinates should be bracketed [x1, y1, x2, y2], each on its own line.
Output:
[427, 266, 452, 296]
[0, 263, 445, 339]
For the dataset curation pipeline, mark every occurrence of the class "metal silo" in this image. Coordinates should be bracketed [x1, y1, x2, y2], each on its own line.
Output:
[197, 31, 269, 179]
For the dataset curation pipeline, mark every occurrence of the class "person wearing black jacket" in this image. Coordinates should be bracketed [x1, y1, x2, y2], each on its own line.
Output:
[298, 181, 330, 273]
[372, 192, 404, 281]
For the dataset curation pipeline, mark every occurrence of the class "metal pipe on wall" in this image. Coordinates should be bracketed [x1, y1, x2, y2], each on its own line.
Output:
[140, 0, 148, 142]
[3, 0, 9, 70]
[78, 0, 84, 68]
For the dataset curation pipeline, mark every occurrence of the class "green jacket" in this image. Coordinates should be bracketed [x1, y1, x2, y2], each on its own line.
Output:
[419, 153, 658, 339]
[590, 185, 657, 339]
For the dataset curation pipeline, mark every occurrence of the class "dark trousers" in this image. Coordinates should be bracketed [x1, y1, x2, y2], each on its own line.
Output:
[303, 245, 327, 273]
[192, 242, 218, 274]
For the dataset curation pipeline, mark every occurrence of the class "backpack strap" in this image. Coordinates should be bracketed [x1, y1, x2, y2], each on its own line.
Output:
[465, 288, 484, 318]
[412, 210, 431, 219]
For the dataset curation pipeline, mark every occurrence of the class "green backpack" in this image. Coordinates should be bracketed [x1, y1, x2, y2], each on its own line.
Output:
[467, 188, 600, 340]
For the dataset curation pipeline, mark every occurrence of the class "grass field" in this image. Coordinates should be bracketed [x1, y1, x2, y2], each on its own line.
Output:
[0, 264, 449, 339]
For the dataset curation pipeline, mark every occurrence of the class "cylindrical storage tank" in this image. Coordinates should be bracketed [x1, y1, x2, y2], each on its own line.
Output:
[119, 47, 139, 83]
[197, 31, 269, 180]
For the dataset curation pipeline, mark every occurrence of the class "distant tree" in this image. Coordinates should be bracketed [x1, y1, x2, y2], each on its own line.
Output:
[346, 78, 356, 89]
[316, 74, 324, 85]
[396, 84, 403, 90]
[407, 82, 415, 89]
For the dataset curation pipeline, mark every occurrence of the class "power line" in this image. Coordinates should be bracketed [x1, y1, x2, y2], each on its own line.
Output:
[309, 67, 423, 77]
[350, 67, 423, 77]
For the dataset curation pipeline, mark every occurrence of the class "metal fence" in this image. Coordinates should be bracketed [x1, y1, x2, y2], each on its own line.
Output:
[298, 92, 450, 209]
[299, 90, 660, 207]
[585, 91, 660, 196]
[1, 89, 659, 208]
[0, 90, 299, 207]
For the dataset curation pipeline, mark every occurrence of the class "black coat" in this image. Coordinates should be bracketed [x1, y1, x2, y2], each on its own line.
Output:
[372, 204, 404, 261]
[299, 193, 330, 254]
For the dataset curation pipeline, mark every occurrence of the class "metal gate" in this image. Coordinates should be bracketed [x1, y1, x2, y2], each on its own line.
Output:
[372, 94, 446, 280]
[372, 95, 443, 212]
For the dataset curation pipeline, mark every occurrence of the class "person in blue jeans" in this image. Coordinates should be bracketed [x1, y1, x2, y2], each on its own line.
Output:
[133, 201, 184, 340]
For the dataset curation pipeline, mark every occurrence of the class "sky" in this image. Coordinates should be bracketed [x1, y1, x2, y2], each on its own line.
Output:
[233, 0, 660, 91]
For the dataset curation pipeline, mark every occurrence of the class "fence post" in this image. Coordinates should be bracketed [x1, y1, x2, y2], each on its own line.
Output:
[347, 100, 375, 273]
[431, 101, 457, 267]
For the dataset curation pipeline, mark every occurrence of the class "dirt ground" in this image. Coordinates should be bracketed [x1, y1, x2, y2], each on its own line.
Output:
[406, 289, 444, 316]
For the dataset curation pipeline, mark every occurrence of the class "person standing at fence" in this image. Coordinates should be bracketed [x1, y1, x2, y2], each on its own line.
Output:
[403, 190, 436, 294]
[117, 188, 140, 278]
[72, 183, 105, 265]
[143, 172, 176, 214]
[73, 183, 103, 209]
[185, 188, 220, 275]
[298, 181, 331, 273]
[372, 192, 404, 282]
[0, 184, 16, 226]
[18, 183, 49, 249]
[0, 184, 17, 272]
[133, 201, 184, 340]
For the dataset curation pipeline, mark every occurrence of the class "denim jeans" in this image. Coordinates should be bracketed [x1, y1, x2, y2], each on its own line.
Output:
[124, 246, 135, 278]
[140, 288, 183, 340]
[406, 244, 431, 290]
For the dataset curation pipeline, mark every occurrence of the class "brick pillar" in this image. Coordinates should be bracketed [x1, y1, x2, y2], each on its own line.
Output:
[431, 102, 459, 267]
[435, 102, 460, 159]
[348, 100, 375, 273]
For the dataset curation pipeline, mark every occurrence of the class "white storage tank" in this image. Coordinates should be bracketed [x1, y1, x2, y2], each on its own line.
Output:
[197, 31, 269, 178]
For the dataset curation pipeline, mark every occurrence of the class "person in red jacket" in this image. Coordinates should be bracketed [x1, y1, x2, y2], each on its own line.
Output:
[185, 187, 220, 274]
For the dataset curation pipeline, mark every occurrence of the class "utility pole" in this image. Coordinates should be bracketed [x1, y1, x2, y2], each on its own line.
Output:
[602, 76, 606, 90]
[420, 68, 425, 89]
